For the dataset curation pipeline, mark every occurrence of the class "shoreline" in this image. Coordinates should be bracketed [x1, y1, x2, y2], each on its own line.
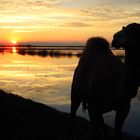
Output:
[0, 89, 139, 140]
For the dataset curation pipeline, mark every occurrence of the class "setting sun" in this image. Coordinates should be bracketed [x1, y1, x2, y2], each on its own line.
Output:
[11, 40, 17, 45]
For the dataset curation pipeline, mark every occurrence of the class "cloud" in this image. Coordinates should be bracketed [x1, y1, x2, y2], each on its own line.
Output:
[77, 5, 140, 23]
[0, 0, 60, 14]
[24, 0, 60, 8]
[104, 0, 140, 4]
[0, 0, 140, 35]
[57, 22, 92, 27]
[0, 24, 45, 32]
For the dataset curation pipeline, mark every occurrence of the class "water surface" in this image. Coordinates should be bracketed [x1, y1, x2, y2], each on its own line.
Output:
[0, 51, 140, 137]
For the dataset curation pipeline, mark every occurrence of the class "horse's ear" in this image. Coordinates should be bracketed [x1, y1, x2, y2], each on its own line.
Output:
[122, 26, 125, 30]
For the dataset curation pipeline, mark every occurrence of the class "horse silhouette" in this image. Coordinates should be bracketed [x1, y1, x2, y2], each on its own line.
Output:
[112, 23, 140, 93]
[70, 37, 127, 139]
[111, 23, 140, 138]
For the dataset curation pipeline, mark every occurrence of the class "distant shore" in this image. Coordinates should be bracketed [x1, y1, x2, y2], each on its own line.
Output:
[0, 46, 125, 58]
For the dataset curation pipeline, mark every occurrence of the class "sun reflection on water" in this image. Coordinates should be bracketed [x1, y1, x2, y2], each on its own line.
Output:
[12, 47, 17, 53]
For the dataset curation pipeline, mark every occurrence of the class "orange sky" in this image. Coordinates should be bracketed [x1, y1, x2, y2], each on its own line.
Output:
[0, 0, 140, 45]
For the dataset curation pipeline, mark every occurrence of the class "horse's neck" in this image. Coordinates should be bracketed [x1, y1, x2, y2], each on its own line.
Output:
[125, 46, 138, 66]
[124, 46, 140, 83]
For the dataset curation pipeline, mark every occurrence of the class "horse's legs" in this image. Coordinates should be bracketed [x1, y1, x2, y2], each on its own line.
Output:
[68, 94, 82, 139]
[88, 109, 106, 139]
[114, 102, 130, 139]
[70, 95, 82, 121]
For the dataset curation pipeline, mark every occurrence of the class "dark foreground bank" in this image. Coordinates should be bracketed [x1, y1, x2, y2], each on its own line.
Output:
[0, 89, 139, 140]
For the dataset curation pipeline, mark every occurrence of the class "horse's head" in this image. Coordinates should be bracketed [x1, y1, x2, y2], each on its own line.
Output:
[112, 23, 140, 86]
[112, 23, 140, 50]
[111, 27, 126, 49]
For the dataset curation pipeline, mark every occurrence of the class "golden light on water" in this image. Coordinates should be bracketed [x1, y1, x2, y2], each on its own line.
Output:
[12, 47, 17, 53]
[11, 40, 17, 53]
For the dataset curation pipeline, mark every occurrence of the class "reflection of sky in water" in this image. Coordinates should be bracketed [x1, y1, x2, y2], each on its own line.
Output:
[0, 52, 140, 137]
[0, 53, 77, 105]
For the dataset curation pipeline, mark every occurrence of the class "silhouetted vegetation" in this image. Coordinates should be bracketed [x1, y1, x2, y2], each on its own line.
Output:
[17, 49, 26, 55]
[17, 49, 82, 58]
[26, 50, 36, 56]
[0, 44, 125, 59]
[76, 52, 82, 57]
[0, 48, 125, 58]
[17, 49, 124, 58]
[37, 50, 49, 57]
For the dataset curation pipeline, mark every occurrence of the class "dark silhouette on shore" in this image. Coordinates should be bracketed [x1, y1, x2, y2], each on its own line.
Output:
[70, 37, 134, 139]
[112, 23, 140, 138]
[0, 89, 139, 140]
[0, 89, 92, 140]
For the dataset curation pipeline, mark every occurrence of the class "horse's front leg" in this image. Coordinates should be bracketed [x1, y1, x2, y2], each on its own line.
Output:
[114, 102, 130, 140]
[70, 92, 82, 121]
[88, 108, 106, 139]
[66, 92, 82, 140]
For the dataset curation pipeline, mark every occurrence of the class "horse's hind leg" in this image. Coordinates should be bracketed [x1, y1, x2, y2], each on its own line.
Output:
[88, 109, 106, 139]
[114, 102, 130, 140]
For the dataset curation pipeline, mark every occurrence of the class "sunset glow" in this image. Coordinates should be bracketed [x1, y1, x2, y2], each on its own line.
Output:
[0, 0, 140, 44]
[11, 40, 17, 45]
[12, 47, 17, 53]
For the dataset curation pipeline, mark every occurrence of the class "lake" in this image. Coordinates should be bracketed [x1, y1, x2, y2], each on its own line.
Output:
[0, 50, 140, 137]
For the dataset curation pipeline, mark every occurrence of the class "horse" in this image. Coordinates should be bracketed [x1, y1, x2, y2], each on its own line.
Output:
[111, 23, 140, 137]
[112, 23, 140, 96]
[70, 37, 126, 139]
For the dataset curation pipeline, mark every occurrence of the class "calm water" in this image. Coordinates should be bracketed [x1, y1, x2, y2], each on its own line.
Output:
[0, 50, 140, 137]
